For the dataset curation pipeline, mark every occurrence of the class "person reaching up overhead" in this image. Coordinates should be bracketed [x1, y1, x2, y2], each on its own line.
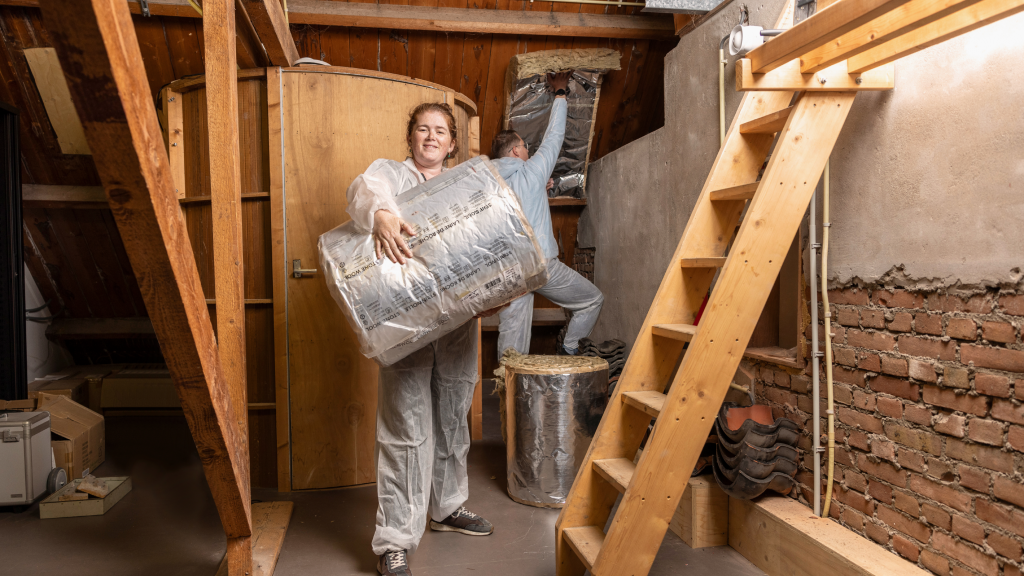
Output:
[490, 71, 604, 359]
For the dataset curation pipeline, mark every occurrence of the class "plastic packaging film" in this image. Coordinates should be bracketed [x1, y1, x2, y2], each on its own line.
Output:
[319, 157, 549, 366]
[507, 71, 601, 199]
[505, 355, 609, 507]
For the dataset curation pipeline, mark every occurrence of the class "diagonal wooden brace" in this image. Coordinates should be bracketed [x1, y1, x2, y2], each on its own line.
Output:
[37, 0, 252, 540]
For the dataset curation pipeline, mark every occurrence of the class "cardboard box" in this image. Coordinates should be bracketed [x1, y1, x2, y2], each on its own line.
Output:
[28, 365, 123, 409]
[101, 364, 179, 409]
[0, 399, 37, 411]
[37, 395, 105, 480]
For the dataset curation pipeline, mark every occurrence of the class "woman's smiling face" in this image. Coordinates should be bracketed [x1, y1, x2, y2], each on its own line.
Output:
[409, 110, 456, 169]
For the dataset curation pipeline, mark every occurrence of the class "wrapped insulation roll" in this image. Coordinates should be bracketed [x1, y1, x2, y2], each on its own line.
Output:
[504, 355, 608, 508]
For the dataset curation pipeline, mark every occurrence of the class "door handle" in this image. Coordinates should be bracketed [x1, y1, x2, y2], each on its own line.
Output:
[293, 259, 317, 278]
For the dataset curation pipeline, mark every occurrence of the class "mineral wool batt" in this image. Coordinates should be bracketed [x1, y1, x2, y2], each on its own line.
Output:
[319, 156, 548, 366]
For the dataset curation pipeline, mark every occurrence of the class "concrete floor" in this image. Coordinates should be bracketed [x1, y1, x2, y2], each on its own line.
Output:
[0, 381, 765, 576]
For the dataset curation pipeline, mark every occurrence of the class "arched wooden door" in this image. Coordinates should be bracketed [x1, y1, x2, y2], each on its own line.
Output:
[269, 67, 474, 490]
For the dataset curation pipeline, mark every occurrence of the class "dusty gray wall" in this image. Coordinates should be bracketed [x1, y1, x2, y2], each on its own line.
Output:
[579, 0, 789, 344]
[580, 2, 1024, 347]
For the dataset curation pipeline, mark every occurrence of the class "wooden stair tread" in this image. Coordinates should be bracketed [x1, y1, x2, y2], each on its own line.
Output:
[621, 390, 666, 418]
[740, 105, 793, 134]
[651, 324, 697, 342]
[563, 526, 605, 571]
[680, 257, 727, 268]
[593, 458, 636, 493]
[709, 182, 759, 202]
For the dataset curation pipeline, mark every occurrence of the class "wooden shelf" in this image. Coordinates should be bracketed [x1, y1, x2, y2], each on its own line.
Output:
[744, 346, 801, 369]
[549, 196, 587, 206]
[179, 192, 271, 204]
[205, 298, 274, 305]
[481, 307, 565, 331]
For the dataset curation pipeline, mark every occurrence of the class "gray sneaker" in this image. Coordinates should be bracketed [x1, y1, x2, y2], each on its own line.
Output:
[377, 550, 412, 576]
[429, 506, 494, 536]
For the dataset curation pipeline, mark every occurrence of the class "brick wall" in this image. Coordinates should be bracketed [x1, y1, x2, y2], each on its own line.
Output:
[752, 285, 1024, 576]
[573, 247, 595, 282]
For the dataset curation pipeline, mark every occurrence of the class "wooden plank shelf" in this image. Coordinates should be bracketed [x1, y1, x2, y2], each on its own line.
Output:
[744, 346, 802, 369]
[594, 458, 635, 493]
[549, 196, 587, 206]
[205, 298, 274, 305]
[651, 323, 697, 342]
[621, 390, 666, 418]
[709, 182, 759, 202]
[680, 257, 727, 268]
[481, 307, 565, 331]
[563, 526, 604, 572]
[179, 192, 271, 204]
[740, 106, 793, 134]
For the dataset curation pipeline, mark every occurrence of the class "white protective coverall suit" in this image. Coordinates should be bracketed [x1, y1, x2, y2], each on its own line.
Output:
[492, 98, 604, 358]
[346, 157, 478, 555]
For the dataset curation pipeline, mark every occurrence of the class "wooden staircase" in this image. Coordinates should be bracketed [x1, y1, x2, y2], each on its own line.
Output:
[554, 21, 864, 571]
[555, 0, 1024, 570]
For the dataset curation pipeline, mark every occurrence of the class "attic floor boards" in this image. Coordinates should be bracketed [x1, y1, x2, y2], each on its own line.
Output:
[0, 380, 765, 576]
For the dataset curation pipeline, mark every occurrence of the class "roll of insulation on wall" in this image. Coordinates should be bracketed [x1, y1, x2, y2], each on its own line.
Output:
[504, 355, 608, 508]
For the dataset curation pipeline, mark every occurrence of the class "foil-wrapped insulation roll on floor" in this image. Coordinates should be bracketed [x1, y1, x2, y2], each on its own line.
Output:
[502, 48, 621, 199]
[504, 355, 609, 508]
[319, 157, 548, 366]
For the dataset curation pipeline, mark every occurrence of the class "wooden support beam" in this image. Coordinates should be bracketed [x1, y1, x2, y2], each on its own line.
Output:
[798, 0, 986, 72]
[730, 496, 931, 576]
[36, 0, 251, 545]
[747, 0, 915, 72]
[0, 0, 676, 39]
[211, 502, 296, 576]
[669, 476, 729, 549]
[284, 0, 675, 39]
[22, 184, 107, 208]
[847, 0, 1024, 72]
[737, 58, 896, 91]
[205, 0, 252, 570]
[240, 0, 300, 66]
[163, 89, 185, 198]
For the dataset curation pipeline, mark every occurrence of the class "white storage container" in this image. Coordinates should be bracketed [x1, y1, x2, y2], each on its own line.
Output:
[0, 411, 55, 506]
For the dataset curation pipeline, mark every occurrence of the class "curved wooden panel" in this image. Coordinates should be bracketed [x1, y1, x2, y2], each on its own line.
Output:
[274, 69, 470, 490]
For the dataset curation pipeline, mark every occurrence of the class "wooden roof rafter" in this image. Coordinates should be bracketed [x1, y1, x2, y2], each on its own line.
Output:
[737, 0, 1024, 91]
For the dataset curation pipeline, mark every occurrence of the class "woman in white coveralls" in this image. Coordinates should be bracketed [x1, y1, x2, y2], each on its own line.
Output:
[345, 102, 493, 576]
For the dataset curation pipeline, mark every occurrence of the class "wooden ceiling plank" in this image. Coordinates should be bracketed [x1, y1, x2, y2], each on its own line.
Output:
[747, 0, 915, 73]
[847, 0, 1024, 72]
[22, 47, 91, 155]
[36, 0, 251, 545]
[798, 0, 987, 73]
[239, 0, 300, 66]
